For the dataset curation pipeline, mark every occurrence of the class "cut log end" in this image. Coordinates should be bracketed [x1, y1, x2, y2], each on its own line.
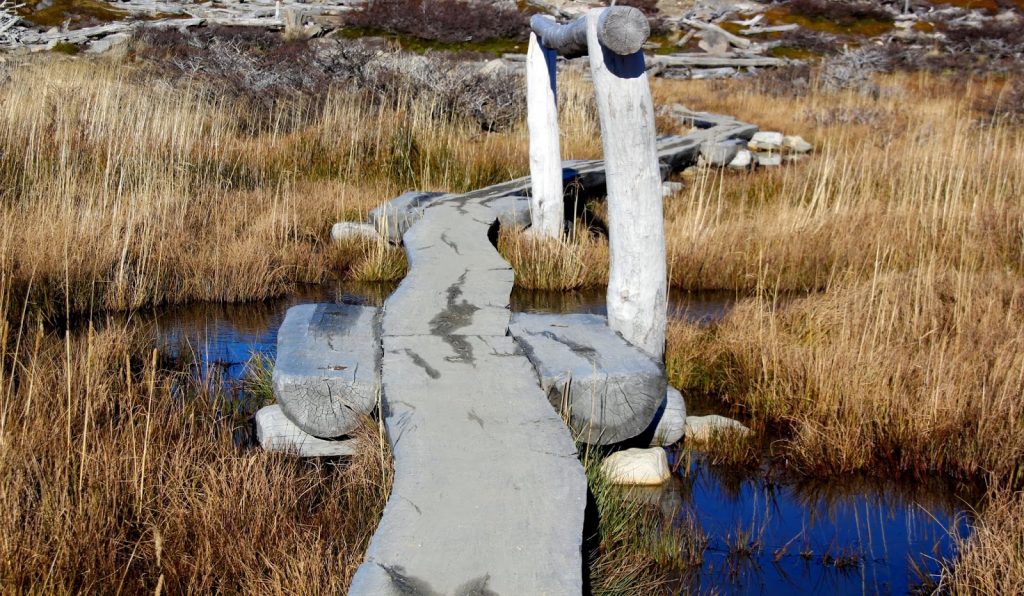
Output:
[531, 6, 649, 57]
[596, 6, 650, 56]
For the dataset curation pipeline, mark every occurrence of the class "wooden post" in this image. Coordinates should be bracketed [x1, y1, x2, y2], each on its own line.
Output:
[526, 32, 563, 238]
[529, 6, 665, 357]
[585, 8, 666, 359]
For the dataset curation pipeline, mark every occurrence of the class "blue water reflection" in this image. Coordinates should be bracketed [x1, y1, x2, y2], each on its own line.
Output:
[658, 452, 971, 595]
[145, 282, 970, 595]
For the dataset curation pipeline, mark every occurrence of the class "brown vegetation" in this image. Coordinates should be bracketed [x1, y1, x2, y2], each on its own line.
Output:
[347, 0, 529, 43]
[0, 307, 393, 591]
[940, 487, 1024, 594]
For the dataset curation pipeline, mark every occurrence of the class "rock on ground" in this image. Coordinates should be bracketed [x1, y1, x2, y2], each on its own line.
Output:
[331, 221, 379, 243]
[509, 312, 666, 445]
[255, 404, 359, 457]
[748, 131, 784, 151]
[783, 135, 813, 153]
[272, 303, 380, 438]
[684, 414, 751, 443]
[649, 386, 687, 447]
[700, 139, 742, 167]
[601, 447, 671, 485]
[728, 148, 753, 169]
[754, 152, 782, 167]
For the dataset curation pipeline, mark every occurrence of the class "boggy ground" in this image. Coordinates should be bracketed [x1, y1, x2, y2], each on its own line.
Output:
[506, 70, 1024, 590]
[1, 28, 1022, 593]
[0, 34, 603, 593]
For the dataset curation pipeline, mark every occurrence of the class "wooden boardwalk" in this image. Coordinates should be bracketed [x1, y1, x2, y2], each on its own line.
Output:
[348, 115, 756, 595]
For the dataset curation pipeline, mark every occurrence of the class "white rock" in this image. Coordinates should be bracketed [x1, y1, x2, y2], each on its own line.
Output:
[728, 149, 753, 169]
[86, 33, 130, 54]
[600, 447, 671, 486]
[748, 131, 784, 151]
[255, 405, 359, 457]
[684, 414, 751, 443]
[331, 221, 379, 243]
[700, 139, 741, 167]
[649, 386, 687, 447]
[783, 135, 813, 153]
[661, 181, 684, 197]
[754, 152, 782, 167]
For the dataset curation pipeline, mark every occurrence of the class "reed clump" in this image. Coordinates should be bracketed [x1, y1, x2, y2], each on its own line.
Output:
[583, 450, 705, 594]
[498, 224, 608, 291]
[940, 487, 1024, 594]
[0, 54, 601, 320]
[0, 308, 393, 591]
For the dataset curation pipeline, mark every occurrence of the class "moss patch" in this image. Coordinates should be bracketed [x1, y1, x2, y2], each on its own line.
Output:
[337, 26, 524, 56]
[17, 0, 128, 28]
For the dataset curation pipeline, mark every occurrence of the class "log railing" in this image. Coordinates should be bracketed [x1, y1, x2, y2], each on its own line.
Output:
[526, 6, 667, 359]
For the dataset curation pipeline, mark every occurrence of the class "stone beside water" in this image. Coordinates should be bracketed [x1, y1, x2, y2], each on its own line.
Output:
[684, 414, 751, 443]
[255, 404, 359, 457]
[509, 312, 666, 445]
[649, 386, 687, 447]
[601, 447, 671, 485]
[272, 303, 380, 438]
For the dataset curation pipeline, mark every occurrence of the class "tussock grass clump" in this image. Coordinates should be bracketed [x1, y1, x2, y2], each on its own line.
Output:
[0, 56, 546, 318]
[583, 450, 705, 594]
[0, 310, 393, 592]
[498, 225, 608, 291]
[695, 270, 1024, 482]
[940, 487, 1024, 594]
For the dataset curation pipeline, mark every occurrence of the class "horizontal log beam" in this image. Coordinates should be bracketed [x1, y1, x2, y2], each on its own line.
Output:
[649, 53, 791, 68]
[530, 6, 649, 57]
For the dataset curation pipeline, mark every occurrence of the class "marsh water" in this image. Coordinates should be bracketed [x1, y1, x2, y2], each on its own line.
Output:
[145, 282, 970, 595]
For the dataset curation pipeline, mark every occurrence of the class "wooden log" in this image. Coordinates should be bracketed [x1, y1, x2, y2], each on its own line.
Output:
[681, 18, 752, 49]
[526, 32, 564, 238]
[586, 8, 666, 359]
[740, 24, 799, 34]
[531, 5, 649, 58]
[649, 53, 790, 68]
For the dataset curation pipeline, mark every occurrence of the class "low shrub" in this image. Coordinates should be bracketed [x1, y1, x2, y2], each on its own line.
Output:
[347, 0, 529, 43]
[786, 0, 893, 25]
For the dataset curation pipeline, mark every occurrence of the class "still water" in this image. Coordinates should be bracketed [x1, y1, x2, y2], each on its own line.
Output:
[145, 282, 969, 595]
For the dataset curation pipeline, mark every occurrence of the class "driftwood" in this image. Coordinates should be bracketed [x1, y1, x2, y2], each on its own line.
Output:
[525, 32, 563, 238]
[530, 6, 649, 58]
[741, 23, 799, 35]
[649, 53, 790, 68]
[681, 18, 752, 49]
[584, 8, 666, 359]
[525, 6, 665, 356]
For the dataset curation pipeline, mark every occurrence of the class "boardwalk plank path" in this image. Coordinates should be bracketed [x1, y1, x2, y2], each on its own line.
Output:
[348, 121, 756, 595]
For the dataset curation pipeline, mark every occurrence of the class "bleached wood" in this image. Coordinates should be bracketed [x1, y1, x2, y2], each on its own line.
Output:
[682, 18, 752, 49]
[586, 8, 666, 359]
[531, 6, 649, 58]
[649, 53, 789, 68]
[526, 32, 563, 237]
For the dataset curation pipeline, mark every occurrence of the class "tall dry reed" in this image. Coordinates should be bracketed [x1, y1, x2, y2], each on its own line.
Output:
[0, 294, 393, 591]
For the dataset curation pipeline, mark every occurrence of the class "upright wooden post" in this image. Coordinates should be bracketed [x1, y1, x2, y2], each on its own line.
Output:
[526, 32, 563, 238]
[585, 8, 666, 359]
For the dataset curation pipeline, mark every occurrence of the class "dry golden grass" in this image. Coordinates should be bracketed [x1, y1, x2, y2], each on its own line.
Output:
[653, 72, 1024, 485]
[0, 56, 600, 319]
[498, 224, 608, 291]
[939, 487, 1024, 595]
[0, 306, 394, 591]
